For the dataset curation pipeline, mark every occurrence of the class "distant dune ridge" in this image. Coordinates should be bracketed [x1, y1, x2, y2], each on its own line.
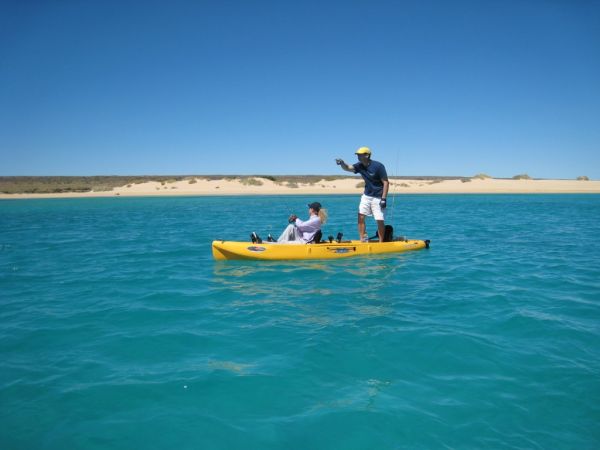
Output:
[0, 175, 599, 198]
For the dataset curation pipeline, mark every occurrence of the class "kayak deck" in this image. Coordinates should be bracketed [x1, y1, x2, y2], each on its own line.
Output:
[212, 239, 430, 260]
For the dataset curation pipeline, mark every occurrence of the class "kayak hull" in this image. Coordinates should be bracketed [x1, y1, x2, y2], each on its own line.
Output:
[212, 239, 430, 260]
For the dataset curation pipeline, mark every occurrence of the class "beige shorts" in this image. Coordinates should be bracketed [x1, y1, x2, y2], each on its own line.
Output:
[359, 194, 385, 221]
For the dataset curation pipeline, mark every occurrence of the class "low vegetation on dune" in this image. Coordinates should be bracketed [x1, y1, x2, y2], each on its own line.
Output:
[0, 176, 217, 193]
[240, 177, 263, 186]
[512, 174, 532, 180]
[473, 173, 492, 179]
[577, 176, 589, 181]
[0, 175, 481, 194]
[0, 176, 163, 194]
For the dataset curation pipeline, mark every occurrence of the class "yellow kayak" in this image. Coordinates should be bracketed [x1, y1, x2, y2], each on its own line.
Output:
[212, 239, 430, 260]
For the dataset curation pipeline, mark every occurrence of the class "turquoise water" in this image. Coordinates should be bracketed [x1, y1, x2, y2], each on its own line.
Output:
[1, 194, 599, 449]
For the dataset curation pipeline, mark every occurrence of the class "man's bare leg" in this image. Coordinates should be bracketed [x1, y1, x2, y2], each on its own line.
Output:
[358, 213, 367, 240]
[376, 220, 385, 242]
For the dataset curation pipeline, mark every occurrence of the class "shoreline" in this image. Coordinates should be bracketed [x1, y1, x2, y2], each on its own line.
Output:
[1, 177, 600, 199]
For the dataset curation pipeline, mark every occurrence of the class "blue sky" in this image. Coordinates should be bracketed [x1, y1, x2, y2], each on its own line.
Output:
[1, 0, 599, 178]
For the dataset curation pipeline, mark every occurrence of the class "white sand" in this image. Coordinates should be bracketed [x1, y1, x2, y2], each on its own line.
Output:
[1, 177, 599, 199]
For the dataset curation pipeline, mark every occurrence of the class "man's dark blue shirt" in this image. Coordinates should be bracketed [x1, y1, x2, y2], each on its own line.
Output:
[352, 160, 388, 198]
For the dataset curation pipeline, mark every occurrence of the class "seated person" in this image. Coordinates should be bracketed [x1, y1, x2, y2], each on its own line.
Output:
[277, 202, 327, 243]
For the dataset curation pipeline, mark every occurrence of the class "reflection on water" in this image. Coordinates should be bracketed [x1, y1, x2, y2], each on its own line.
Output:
[210, 254, 421, 310]
[211, 252, 418, 280]
[208, 252, 429, 333]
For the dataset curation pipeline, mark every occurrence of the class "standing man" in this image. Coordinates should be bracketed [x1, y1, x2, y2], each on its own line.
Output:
[336, 147, 389, 242]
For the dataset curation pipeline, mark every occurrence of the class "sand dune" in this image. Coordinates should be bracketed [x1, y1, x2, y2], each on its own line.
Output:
[1, 177, 599, 199]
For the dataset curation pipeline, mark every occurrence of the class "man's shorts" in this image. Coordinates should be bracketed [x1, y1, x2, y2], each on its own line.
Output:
[359, 194, 385, 221]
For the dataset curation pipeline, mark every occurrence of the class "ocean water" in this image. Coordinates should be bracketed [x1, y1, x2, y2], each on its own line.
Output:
[1, 194, 599, 449]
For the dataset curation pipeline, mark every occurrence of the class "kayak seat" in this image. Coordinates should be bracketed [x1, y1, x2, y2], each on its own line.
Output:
[308, 230, 323, 244]
[369, 225, 394, 242]
[384, 225, 394, 242]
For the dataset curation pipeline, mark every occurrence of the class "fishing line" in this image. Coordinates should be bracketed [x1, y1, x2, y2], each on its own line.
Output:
[388, 149, 399, 225]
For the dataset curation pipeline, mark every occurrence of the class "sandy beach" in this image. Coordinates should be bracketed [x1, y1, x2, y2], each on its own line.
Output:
[1, 177, 599, 199]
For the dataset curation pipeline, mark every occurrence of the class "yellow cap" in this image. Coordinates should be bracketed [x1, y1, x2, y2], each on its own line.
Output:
[355, 146, 372, 155]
